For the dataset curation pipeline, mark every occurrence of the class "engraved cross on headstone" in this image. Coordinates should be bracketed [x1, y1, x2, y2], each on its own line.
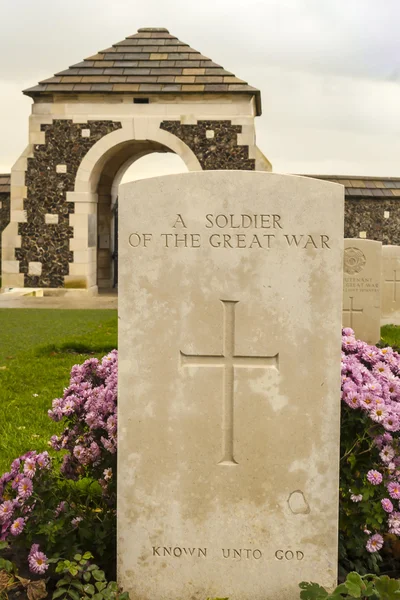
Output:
[386, 270, 400, 302]
[180, 300, 279, 466]
[343, 296, 364, 328]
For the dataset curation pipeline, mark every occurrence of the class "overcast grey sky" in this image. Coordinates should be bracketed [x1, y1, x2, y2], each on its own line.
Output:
[1, 0, 399, 178]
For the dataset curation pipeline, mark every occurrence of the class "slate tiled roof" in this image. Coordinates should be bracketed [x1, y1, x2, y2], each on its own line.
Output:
[0, 174, 10, 194]
[23, 27, 261, 115]
[305, 175, 400, 198]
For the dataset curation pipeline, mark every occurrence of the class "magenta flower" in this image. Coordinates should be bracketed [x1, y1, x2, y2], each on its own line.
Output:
[28, 545, 48, 574]
[366, 533, 384, 553]
[367, 470, 383, 485]
[23, 458, 36, 479]
[389, 512, 400, 535]
[10, 517, 25, 536]
[370, 407, 388, 423]
[380, 446, 395, 464]
[18, 477, 33, 499]
[381, 498, 394, 513]
[388, 482, 400, 499]
[0, 501, 14, 523]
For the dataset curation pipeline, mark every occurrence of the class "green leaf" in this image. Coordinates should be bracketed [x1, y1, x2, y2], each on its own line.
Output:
[84, 584, 95, 595]
[80, 560, 88, 566]
[83, 572, 91, 582]
[71, 581, 84, 591]
[0, 558, 13, 573]
[363, 583, 376, 598]
[330, 583, 348, 598]
[345, 572, 364, 598]
[53, 588, 68, 599]
[92, 570, 105, 582]
[73, 555, 82, 562]
[68, 589, 80, 600]
[69, 567, 79, 577]
[56, 578, 71, 588]
[118, 593, 130, 600]
[87, 565, 98, 572]
[95, 582, 106, 592]
[0, 542, 8, 551]
[83, 552, 93, 560]
[93, 594, 104, 600]
[374, 575, 400, 598]
[107, 583, 118, 593]
[299, 582, 329, 600]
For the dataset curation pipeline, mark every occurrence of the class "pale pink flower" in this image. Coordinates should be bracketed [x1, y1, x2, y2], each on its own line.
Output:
[388, 482, 400, 499]
[366, 533, 384, 553]
[380, 446, 395, 463]
[10, 517, 25, 536]
[367, 470, 383, 485]
[351, 494, 363, 502]
[382, 498, 394, 513]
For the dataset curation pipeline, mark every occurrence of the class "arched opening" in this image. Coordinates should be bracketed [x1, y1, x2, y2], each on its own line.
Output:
[96, 144, 188, 290]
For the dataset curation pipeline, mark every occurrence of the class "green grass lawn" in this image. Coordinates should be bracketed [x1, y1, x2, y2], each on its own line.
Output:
[0, 309, 117, 472]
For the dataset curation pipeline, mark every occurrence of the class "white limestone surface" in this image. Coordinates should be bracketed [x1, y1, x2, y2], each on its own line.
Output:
[342, 239, 382, 344]
[117, 171, 344, 600]
[381, 245, 400, 324]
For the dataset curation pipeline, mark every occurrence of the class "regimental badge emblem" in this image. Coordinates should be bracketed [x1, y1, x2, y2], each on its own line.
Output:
[343, 247, 367, 275]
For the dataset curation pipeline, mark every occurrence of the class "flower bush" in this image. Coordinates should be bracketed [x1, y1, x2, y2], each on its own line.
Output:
[3, 330, 400, 582]
[340, 327, 400, 574]
[0, 351, 118, 579]
[49, 350, 117, 503]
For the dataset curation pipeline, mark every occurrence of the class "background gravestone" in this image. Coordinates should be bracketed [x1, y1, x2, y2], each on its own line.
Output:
[118, 172, 344, 600]
[342, 239, 382, 344]
[381, 245, 400, 324]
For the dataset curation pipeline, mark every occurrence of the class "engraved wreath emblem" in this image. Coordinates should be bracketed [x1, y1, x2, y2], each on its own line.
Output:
[343, 247, 367, 275]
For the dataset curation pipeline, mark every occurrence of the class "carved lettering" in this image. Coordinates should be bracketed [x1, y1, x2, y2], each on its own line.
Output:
[128, 215, 332, 252]
[153, 546, 208, 558]
[205, 214, 283, 229]
[221, 548, 262, 559]
[172, 214, 187, 228]
[275, 549, 304, 560]
[129, 233, 152, 247]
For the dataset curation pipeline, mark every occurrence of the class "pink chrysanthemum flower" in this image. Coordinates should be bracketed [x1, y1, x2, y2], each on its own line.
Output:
[388, 482, 400, 499]
[23, 458, 36, 479]
[18, 477, 33, 499]
[0, 501, 14, 522]
[384, 415, 400, 432]
[103, 468, 113, 481]
[381, 498, 394, 513]
[71, 516, 83, 528]
[10, 517, 25, 536]
[389, 512, 400, 535]
[370, 407, 388, 423]
[380, 446, 395, 463]
[366, 533, 384, 553]
[367, 470, 383, 485]
[351, 494, 363, 503]
[28, 547, 48, 574]
[36, 452, 50, 469]
[54, 501, 67, 517]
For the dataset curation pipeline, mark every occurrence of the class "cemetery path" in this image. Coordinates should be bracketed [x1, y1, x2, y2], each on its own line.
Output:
[0, 291, 117, 309]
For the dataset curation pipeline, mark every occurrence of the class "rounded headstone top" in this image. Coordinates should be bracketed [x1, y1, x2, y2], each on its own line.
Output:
[137, 27, 169, 33]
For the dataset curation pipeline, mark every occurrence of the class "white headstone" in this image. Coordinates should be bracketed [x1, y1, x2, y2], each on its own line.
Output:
[342, 239, 382, 344]
[118, 172, 344, 600]
[381, 245, 400, 323]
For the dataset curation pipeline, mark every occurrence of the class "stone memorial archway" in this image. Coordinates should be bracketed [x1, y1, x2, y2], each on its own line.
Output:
[1, 27, 271, 294]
